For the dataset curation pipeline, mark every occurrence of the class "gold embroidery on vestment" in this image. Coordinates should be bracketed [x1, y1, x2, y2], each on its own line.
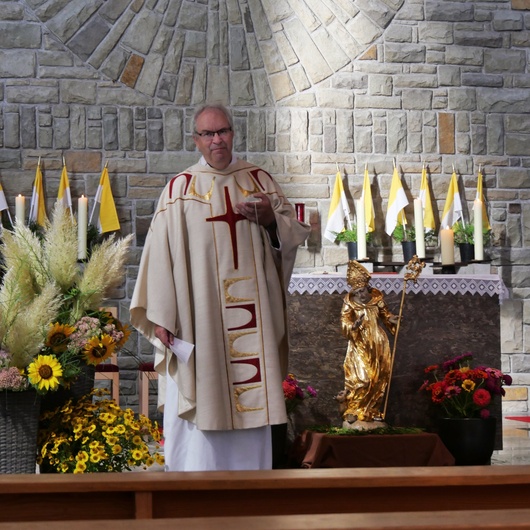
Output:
[189, 175, 214, 200]
[236, 180, 261, 198]
[228, 330, 258, 358]
[234, 385, 263, 412]
[224, 277, 253, 303]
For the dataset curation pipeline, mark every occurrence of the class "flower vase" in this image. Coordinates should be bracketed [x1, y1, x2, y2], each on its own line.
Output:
[347, 242, 357, 261]
[0, 390, 41, 473]
[459, 243, 475, 264]
[438, 417, 496, 465]
[401, 241, 416, 263]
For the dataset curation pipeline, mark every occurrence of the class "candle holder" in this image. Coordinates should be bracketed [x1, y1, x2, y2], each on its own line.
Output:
[294, 203, 305, 223]
[441, 264, 456, 274]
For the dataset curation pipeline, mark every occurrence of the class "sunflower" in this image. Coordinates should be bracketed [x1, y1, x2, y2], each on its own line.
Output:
[46, 322, 76, 353]
[114, 319, 132, 349]
[27, 354, 63, 391]
[83, 334, 116, 365]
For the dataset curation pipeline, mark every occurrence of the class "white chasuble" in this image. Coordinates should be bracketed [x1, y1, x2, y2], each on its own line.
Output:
[130, 159, 310, 431]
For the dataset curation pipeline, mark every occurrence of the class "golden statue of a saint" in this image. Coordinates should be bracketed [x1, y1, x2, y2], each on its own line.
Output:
[338, 261, 399, 427]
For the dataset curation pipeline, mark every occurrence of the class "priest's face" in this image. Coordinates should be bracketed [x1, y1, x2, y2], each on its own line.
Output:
[193, 108, 234, 170]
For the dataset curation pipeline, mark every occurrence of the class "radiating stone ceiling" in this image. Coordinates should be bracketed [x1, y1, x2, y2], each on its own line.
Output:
[26, 0, 404, 104]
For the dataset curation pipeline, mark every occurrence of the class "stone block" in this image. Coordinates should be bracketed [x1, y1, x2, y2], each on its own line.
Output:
[485, 49, 526, 73]
[403, 89, 433, 110]
[0, 50, 36, 78]
[384, 43, 426, 63]
[283, 18, 333, 84]
[0, 22, 41, 49]
[438, 112, 455, 154]
[347, 12, 382, 46]
[426, 1, 474, 22]
[445, 46, 483, 66]
[418, 21, 453, 44]
[122, 10, 162, 55]
[455, 31, 503, 48]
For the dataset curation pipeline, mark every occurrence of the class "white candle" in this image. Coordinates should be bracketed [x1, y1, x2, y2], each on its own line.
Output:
[474, 199, 484, 261]
[356, 199, 367, 260]
[15, 195, 25, 225]
[440, 226, 454, 265]
[77, 195, 88, 260]
[414, 198, 425, 259]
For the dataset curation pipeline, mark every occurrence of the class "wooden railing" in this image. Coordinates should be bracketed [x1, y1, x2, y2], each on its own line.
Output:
[1, 466, 530, 522]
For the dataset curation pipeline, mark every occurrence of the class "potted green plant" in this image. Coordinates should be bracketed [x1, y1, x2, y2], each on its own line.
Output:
[334, 228, 372, 260]
[392, 225, 417, 262]
[453, 221, 492, 263]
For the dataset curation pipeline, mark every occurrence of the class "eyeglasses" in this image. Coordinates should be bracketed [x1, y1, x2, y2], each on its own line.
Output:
[194, 127, 232, 139]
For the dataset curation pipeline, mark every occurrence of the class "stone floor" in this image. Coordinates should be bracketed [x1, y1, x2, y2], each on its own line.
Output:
[491, 417, 530, 466]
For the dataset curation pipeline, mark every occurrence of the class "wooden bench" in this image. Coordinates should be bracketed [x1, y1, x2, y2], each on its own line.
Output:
[2, 509, 530, 529]
[1, 466, 530, 522]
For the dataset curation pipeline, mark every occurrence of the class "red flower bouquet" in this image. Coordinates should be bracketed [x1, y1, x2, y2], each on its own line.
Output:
[420, 352, 512, 419]
[283, 373, 317, 414]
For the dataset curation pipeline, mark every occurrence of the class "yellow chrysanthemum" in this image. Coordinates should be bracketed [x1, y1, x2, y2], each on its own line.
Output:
[112, 444, 123, 455]
[46, 322, 76, 353]
[132, 435, 143, 446]
[462, 379, 476, 392]
[27, 355, 63, 391]
[83, 334, 116, 365]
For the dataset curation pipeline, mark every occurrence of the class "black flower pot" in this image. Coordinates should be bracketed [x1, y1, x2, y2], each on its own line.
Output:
[438, 417, 496, 465]
[401, 241, 416, 263]
[347, 242, 357, 260]
[459, 243, 475, 264]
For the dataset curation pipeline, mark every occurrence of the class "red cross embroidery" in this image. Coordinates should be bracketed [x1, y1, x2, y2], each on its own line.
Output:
[206, 186, 247, 269]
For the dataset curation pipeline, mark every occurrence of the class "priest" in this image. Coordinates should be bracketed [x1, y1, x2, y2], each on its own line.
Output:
[130, 103, 310, 471]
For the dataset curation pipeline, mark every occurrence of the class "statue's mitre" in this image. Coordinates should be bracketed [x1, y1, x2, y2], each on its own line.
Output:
[346, 260, 371, 289]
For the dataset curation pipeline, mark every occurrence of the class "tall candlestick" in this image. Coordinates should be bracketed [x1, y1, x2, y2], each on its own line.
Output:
[15, 195, 25, 225]
[474, 199, 484, 261]
[77, 195, 88, 260]
[440, 226, 454, 265]
[356, 199, 367, 260]
[414, 198, 425, 259]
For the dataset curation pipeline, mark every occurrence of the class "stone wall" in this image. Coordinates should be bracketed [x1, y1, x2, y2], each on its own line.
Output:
[0, 0, 529, 415]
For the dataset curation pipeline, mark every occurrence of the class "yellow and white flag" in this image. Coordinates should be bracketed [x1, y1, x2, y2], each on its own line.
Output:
[385, 166, 409, 236]
[441, 170, 463, 228]
[324, 170, 351, 242]
[0, 182, 13, 224]
[476, 169, 491, 230]
[419, 166, 435, 231]
[89, 165, 120, 234]
[361, 166, 375, 233]
[29, 160, 48, 226]
[57, 161, 73, 216]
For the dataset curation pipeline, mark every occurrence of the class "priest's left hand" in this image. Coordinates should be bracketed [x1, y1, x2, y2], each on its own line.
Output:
[236, 193, 275, 228]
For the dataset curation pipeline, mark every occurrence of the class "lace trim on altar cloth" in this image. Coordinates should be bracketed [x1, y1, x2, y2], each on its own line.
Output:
[288, 274, 509, 302]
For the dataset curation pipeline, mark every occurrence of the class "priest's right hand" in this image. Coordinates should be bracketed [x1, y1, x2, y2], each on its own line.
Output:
[155, 325, 174, 349]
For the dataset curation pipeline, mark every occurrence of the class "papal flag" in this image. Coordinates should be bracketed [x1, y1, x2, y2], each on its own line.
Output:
[0, 182, 13, 224]
[58, 160, 73, 216]
[324, 169, 351, 243]
[362, 165, 375, 233]
[441, 169, 463, 228]
[29, 159, 48, 226]
[476, 169, 491, 230]
[89, 164, 120, 234]
[385, 165, 409, 236]
[419, 165, 435, 231]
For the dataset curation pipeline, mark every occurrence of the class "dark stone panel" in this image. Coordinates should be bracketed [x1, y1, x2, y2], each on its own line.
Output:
[287, 290, 502, 448]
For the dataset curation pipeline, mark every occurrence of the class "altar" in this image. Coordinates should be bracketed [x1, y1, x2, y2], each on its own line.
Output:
[286, 273, 506, 448]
